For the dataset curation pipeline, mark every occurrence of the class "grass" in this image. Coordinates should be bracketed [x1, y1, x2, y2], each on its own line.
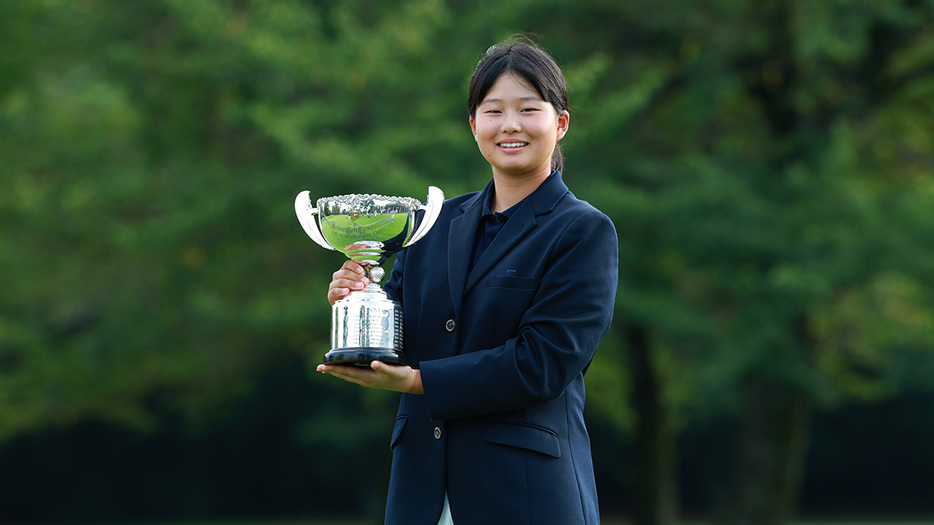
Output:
[320, 213, 409, 250]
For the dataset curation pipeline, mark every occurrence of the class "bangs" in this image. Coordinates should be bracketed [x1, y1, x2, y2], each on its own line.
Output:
[467, 43, 565, 118]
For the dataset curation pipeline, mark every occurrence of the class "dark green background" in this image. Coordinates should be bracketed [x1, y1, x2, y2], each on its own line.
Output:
[2, 1, 933, 524]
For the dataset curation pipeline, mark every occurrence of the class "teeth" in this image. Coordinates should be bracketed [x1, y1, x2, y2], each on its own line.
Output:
[500, 142, 528, 148]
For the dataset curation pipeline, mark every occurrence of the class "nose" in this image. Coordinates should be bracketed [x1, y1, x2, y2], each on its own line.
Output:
[501, 110, 521, 133]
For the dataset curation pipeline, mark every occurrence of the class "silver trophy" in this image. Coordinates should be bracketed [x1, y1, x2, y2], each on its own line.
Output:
[295, 186, 444, 365]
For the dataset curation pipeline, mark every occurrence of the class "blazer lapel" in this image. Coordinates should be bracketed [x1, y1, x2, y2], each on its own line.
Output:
[452, 172, 571, 304]
[448, 193, 483, 319]
[463, 202, 537, 296]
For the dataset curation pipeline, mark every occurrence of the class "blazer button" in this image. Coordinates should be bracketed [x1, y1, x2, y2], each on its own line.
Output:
[445, 319, 456, 332]
[433, 427, 442, 440]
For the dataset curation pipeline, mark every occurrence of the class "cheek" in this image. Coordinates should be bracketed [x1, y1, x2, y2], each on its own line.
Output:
[475, 122, 496, 141]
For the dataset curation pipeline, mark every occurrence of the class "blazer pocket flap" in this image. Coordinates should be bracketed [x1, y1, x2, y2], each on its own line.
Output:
[390, 416, 407, 449]
[487, 276, 536, 289]
[482, 421, 561, 458]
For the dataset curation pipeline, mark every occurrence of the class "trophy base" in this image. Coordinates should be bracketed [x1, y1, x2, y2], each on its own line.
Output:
[323, 348, 407, 366]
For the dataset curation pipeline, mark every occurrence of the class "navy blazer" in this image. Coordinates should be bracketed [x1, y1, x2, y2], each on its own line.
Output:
[382, 173, 618, 525]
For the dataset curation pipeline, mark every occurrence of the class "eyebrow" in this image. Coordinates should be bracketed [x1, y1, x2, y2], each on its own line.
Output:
[480, 96, 543, 104]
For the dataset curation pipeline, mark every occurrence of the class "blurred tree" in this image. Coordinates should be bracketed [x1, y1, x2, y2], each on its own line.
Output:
[2, 0, 934, 523]
[1, 0, 492, 520]
[554, 1, 934, 524]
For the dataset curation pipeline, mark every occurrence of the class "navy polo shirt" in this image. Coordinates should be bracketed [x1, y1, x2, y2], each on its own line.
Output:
[470, 171, 558, 270]
[470, 192, 515, 270]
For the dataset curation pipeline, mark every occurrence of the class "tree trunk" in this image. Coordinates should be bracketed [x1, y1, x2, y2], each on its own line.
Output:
[626, 324, 678, 525]
[722, 374, 811, 525]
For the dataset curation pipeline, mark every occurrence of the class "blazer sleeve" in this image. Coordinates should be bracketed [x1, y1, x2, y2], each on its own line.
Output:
[419, 210, 619, 420]
[382, 248, 405, 304]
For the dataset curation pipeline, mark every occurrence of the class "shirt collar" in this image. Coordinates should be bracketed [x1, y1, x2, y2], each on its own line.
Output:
[481, 169, 561, 220]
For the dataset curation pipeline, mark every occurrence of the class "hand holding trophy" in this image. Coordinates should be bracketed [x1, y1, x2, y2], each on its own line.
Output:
[295, 187, 444, 365]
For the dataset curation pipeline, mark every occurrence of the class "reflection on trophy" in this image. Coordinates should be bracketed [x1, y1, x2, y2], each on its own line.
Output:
[295, 187, 444, 365]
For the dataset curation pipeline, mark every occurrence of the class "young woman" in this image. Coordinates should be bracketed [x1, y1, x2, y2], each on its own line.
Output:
[318, 38, 618, 525]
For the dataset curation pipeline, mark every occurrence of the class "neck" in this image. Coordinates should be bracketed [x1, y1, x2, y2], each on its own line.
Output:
[490, 168, 552, 213]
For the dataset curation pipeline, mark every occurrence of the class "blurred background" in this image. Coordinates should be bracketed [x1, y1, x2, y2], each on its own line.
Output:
[1, 1, 933, 524]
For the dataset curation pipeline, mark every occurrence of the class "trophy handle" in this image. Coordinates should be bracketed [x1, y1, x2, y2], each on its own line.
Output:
[405, 186, 444, 247]
[295, 191, 335, 251]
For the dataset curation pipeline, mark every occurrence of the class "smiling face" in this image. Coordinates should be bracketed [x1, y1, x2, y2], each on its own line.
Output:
[469, 72, 569, 182]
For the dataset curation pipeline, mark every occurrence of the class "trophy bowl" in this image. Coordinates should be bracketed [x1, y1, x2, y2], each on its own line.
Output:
[295, 187, 443, 365]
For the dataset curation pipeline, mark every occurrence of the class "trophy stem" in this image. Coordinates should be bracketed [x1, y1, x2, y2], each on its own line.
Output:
[361, 263, 385, 284]
[363, 282, 384, 293]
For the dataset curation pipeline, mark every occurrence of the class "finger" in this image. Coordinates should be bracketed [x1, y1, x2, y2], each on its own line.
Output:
[332, 276, 368, 289]
[331, 268, 367, 283]
[332, 260, 367, 282]
[330, 270, 369, 289]
[328, 264, 370, 304]
[318, 362, 376, 375]
[318, 363, 377, 386]
[326, 287, 349, 304]
[370, 360, 397, 375]
[327, 279, 368, 304]
[341, 260, 367, 275]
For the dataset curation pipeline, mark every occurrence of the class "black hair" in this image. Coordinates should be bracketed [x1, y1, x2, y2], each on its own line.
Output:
[467, 37, 569, 172]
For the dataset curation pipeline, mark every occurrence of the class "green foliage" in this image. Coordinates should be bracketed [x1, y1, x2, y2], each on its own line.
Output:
[562, 0, 934, 425]
[1, 0, 934, 520]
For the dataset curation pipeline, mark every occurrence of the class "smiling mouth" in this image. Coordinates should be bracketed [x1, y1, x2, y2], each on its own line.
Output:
[498, 142, 528, 149]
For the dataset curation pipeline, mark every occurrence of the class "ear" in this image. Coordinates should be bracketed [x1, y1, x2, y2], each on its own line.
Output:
[469, 116, 478, 141]
[556, 110, 570, 141]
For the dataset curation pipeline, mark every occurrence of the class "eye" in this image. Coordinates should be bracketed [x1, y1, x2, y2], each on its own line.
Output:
[521, 107, 539, 113]
[484, 109, 502, 114]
